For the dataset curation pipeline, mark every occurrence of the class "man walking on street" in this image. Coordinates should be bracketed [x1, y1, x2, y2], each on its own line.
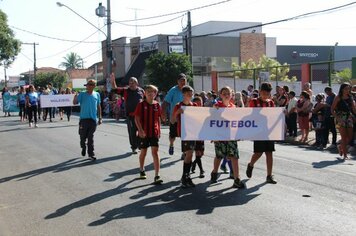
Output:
[111, 73, 145, 154]
[73, 79, 102, 160]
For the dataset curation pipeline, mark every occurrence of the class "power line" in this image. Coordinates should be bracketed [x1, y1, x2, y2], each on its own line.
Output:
[112, 0, 232, 23]
[10, 25, 103, 43]
[116, 14, 185, 27]
[191, 1, 356, 38]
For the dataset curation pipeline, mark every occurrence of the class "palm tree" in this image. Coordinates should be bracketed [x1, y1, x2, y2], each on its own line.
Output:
[59, 52, 83, 70]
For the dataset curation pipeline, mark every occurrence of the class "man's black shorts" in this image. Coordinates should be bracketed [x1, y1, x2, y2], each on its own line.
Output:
[253, 140, 275, 153]
[169, 122, 178, 139]
[138, 137, 159, 149]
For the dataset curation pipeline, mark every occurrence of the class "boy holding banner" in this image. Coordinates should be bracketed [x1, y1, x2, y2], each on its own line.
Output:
[246, 82, 277, 184]
[134, 85, 164, 185]
[172, 85, 199, 187]
[210, 86, 245, 189]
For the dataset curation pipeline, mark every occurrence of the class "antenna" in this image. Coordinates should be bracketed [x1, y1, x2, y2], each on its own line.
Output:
[127, 7, 144, 36]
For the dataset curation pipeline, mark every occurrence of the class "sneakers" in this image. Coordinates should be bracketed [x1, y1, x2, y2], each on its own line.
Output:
[246, 163, 254, 178]
[168, 146, 174, 155]
[34, 123, 38, 128]
[220, 165, 228, 173]
[131, 148, 138, 154]
[154, 175, 163, 185]
[29, 122, 33, 128]
[266, 175, 277, 184]
[139, 170, 147, 179]
[81, 147, 86, 157]
[232, 178, 246, 189]
[199, 170, 205, 178]
[89, 155, 97, 161]
[210, 172, 218, 184]
[181, 176, 195, 188]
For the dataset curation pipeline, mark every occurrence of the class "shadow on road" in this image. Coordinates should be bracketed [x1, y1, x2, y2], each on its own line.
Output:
[312, 157, 354, 168]
[0, 152, 132, 183]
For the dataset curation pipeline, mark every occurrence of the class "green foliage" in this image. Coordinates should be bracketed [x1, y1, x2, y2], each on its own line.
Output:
[145, 52, 192, 92]
[59, 52, 83, 70]
[0, 10, 21, 67]
[332, 68, 352, 83]
[232, 55, 292, 82]
[34, 72, 67, 89]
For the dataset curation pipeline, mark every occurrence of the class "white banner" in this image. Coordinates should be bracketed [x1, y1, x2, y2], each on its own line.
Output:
[40, 94, 76, 108]
[181, 107, 285, 141]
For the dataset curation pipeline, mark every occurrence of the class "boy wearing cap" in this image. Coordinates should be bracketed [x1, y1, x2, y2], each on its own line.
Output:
[246, 82, 277, 184]
[73, 79, 102, 160]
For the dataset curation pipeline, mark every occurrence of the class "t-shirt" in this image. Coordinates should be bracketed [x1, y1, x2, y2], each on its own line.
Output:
[249, 98, 275, 108]
[215, 100, 235, 108]
[77, 91, 101, 121]
[287, 97, 297, 113]
[173, 101, 197, 137]
[116, 87, 144, 116]
[18, 93, 26, 105]
[164, 85, 183, 116]
[134, 100, 162, 138]
[27, 92, 38, 106]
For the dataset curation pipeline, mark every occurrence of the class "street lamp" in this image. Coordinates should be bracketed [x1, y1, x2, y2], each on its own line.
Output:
[56, 1, 112, 91]
[95, 1, 113, 91]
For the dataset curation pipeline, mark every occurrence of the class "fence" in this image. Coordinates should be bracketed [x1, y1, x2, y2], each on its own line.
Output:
[193, 60, 352, 96]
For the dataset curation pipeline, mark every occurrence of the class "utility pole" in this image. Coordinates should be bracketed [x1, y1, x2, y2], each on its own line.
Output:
[128, 7, 143, 36]
[187, 11, 192, 65]
[22, 42, 39, 84]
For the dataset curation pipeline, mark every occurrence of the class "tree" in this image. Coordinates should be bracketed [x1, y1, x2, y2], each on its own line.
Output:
[0, 10, 21, 67]
[145, 52, 192, 92]
[34, 72, 67, 89]
[59, 52, 83, 70]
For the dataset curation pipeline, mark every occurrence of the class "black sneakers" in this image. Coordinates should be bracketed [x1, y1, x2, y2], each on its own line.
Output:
[246, 163, 254, 178]
[199, 170, 205, 178]
[168, 146, 174, 155]
[89, 155, 96, 161]
[232, 178, 246, 189]
[154, 175, 163, 185]
[81, 147, 86, 157]
[181, 176, 195, 188]
[210, 172, 218, 183]
[139, 171, 147, 179]
[266, 175, 277, 184]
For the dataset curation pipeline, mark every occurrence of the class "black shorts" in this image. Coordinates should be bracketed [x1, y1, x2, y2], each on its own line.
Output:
[253, 141, 275, 153]
[138, 137, 159, 149]
[181, 141, 195, 152]
[195, 141, 205, 151]
[169, 122, 178, 139]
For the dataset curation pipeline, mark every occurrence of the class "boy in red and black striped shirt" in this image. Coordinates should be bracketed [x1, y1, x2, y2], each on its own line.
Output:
[246, 82, 277, 184]
[172, 85, 199, 188]
[134, 85, 164, 184]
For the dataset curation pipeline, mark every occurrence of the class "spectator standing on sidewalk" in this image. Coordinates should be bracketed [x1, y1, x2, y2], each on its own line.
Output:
[17, 86, 26, 122]
[161, 73, 187, 156]
[296, 91, 312, 143]
[111, 73, 144, 154]
[324, 86, 337, 148]
[73, 79, 102, 161]
[331, 83, 356, 160]
[285, 91, 298, 138]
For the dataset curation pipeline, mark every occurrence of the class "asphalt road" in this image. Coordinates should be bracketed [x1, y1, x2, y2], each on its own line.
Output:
[0, 115, 355, 236]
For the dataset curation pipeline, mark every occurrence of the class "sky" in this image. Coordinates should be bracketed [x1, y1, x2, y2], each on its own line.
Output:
[1, 0, 356, 78]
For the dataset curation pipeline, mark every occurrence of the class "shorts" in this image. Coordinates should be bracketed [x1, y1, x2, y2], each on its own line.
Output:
[181, 141, 196, 152]
[335, 112, 354, 129]
[195, 141, 205, 152]
[169, 122, 178, 139]
[253, 141, 275, 153]
[138, 137, 159, 149]
[214, 141, 239, 159]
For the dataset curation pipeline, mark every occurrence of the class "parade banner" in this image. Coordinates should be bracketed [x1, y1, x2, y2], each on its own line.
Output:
[181, 107, 285, 141]
[2, 94, 20, 112]
[40, 94, 76, 108]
